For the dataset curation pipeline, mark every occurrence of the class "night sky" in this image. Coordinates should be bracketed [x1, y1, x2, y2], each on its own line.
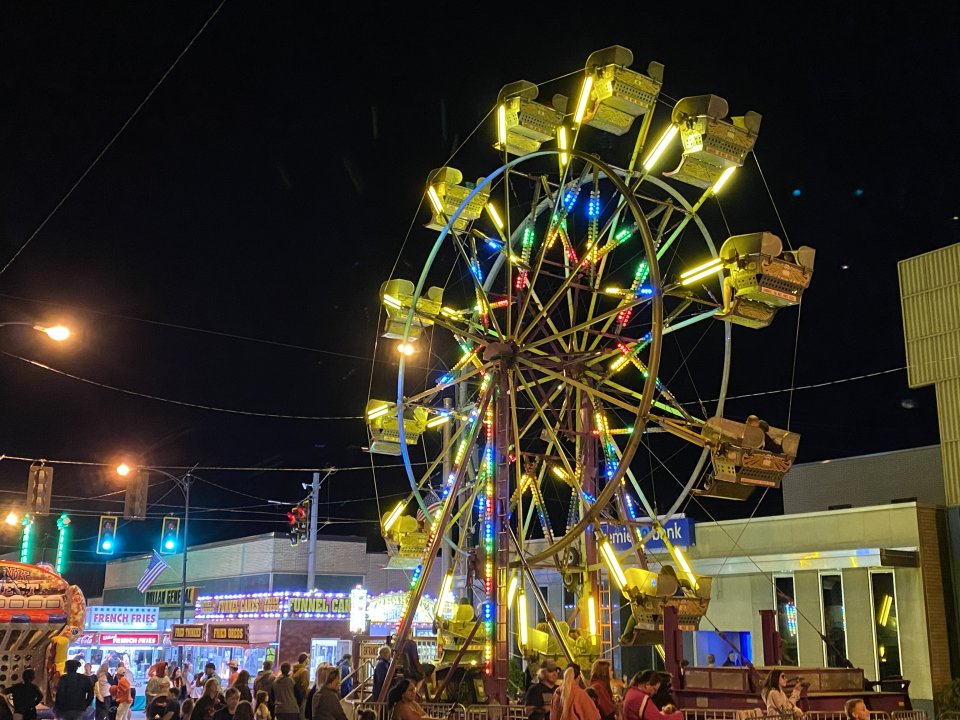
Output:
[0, 4, 957, 590]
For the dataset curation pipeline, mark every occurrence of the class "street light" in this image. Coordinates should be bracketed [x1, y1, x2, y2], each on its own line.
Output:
[115, 462, 196, 665]
[0, 322, 71, 341]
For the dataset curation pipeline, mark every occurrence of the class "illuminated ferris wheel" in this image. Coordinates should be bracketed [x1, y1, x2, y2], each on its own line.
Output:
[365, 45, 814, 704]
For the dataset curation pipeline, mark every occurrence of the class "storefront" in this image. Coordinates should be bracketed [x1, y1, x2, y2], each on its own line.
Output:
[69, 605, 164, 708]
[193, 589, 359, 681]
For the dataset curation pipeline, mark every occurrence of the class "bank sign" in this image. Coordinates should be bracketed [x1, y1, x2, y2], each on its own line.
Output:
[600, 516, 695, 551]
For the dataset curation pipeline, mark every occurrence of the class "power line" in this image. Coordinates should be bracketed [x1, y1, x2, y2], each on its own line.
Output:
[0, 0, 229, 280]
[692, 365, 907, 404]
[0, 351, 362, 420]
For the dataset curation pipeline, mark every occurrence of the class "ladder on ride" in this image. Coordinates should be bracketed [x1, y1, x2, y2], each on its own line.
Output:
[599, 579, 613, 657]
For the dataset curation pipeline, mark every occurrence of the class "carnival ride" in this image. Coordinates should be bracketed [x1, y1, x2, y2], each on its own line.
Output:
[365, 45, 816, 706]
[0, 561, 85, 703]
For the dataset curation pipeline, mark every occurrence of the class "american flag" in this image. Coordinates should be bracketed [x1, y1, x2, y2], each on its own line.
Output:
[137, 550, 170, 593]
[416, 493, 445, 524]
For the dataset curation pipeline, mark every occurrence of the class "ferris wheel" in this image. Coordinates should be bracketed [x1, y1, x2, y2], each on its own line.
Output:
[365, 45, 814, 704]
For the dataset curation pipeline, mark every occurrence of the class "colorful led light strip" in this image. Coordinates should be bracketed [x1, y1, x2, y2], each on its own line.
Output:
[616, 259, 651, 327]
[515, 225, 536, 289]
[20, 515, 32, 564]
[55, 513, 70, 574]
[483, 402, 494, 675]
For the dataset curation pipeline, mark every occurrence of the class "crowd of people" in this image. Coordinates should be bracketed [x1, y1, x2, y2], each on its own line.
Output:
[0, 649, 362, 720]
[522, 660, 682, 720]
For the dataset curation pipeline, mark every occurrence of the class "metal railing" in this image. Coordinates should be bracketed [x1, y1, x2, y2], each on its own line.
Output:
[353, 701, 468, 720]
[891, 713, 927, 720]
[803, 712, 847, 720]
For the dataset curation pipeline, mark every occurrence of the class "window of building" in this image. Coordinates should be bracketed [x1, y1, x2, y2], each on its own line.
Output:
[774, 575, 798, 665]
[820, 574, 847, 667]
[870, 572, 902, 681]
[536, 585, 550, 624]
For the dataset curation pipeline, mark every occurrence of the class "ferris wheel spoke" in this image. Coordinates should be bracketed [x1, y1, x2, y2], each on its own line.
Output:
[522, 294, 653, 353]
[403, 359, 495, 406]
[452, 236, 507, 341]
[513, 365, 579, 481]
[517, 356, 639, 416]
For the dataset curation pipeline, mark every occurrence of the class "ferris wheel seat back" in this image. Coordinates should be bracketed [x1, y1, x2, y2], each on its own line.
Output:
[664, 94, 761, 188]
[424, 167, 490, 231]
[496, 81, 565, 156]
[580, 47, 664, 135]
[366, 400, 429, 455]
[380, 280, 444, 340]
[720, 233, 816, 310]
[623, 567, 678, 598]
[621, 581, 712, 646]
[699, 416, 801, 498]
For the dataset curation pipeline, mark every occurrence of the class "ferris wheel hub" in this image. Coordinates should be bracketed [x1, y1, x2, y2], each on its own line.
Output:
[481, 340, 516, 364]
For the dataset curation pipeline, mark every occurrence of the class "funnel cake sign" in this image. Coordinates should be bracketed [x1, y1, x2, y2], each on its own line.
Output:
[196, 591, 351, 620]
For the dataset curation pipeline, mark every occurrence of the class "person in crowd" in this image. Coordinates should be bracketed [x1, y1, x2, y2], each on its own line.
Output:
[559, 665, 599, 720]
[9, 668, 43, 720]
[335, 655, 352, 699]
[272, 664, 299, 720]
[761, 670, 804, 719]
[550, 663, 579, 720]
[84, 664, 93, 677]
[705, 655, 715, 667]
[524, 660, 559, 720]
[254, 692, 271, 720]
[183, 663, 195, 700]
[371, 646, 391, 701]
[387, 679, 431, 720]
[191, 678, 225, 720]
[55, 659, 94, 720]
[171, 667, 186, 701]
[182, 699, 196, 720]
[589, 660, 616, 720]
[213, 689, 242, 720]
[397, 639, 427, 693]
[148, 686, 182, 720]
[93, 663, 113, 720]
[233, 702, 254, 720]
[527, 711, 545, 720]
[113, 666, 133, 720]
[253, 662, 275, 709]
[844, 699, 869, 720]
[147, 662, 173, 710]
[232, 671, 253, 704]
[227, 663, 240, 689]
[622, 670, 680, 720]
[200, 664, 222, 695]
[311, 666, 347, 720]
[722, 652, 740, 667]
[291, 655, 310, 720]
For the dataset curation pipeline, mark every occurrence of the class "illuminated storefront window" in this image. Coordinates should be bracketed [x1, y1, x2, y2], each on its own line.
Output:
[774, 576, 798, 666]
[870, 572, 902, 681]
[820, 574, 847, 667]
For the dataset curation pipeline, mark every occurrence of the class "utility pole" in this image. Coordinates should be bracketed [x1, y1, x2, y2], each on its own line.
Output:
[306, 469, 335, 591]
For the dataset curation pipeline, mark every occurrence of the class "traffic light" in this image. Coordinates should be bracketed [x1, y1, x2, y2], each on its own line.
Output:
[123, 472, 149, 520]
[97, 515, 117, 555]
[298, 498, 310, 544]
[287, 505, 305, 546]
[159, 516, 180, 554]
[26, 464, 53, 515]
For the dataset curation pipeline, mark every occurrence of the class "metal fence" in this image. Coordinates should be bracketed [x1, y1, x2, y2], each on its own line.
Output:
[350, 703, 938, 720]
[892, 712, 928, 720]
